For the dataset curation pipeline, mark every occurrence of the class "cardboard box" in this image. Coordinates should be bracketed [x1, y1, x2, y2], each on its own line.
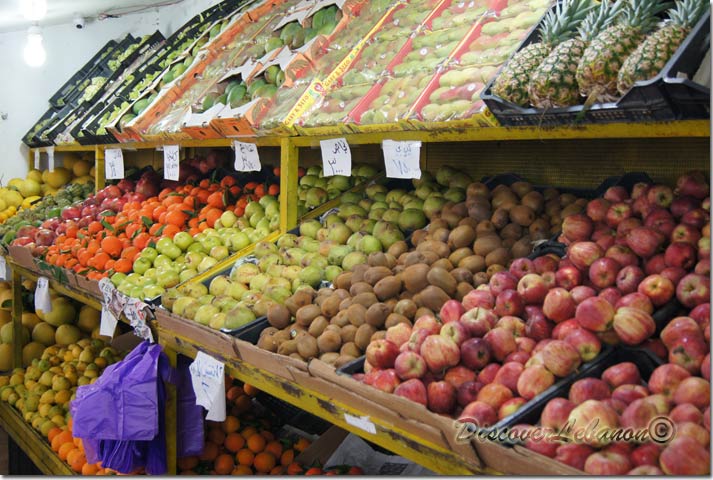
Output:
[233, 338, 309, 382]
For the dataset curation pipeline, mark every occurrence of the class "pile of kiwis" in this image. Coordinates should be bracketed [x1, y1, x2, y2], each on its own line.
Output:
[254, 180, 589, 366]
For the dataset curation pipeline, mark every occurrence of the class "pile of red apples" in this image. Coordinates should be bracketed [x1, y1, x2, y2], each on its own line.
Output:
[355, 171, 710, 472]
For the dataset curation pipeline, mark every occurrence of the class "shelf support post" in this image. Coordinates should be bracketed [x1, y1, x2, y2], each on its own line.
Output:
[94, 146, 105, 191]
[12, 268, 23, 369]
[161, 339, 178, 475]
[280, 137, 298, 232]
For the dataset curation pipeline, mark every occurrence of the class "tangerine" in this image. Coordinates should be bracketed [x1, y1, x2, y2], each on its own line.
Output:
[246, 433, 266, 453]
[236, 448, 254, 466]
[214, 453, 235, 475]
[225, 432, 246, 453]
[253, 452, 276, 473]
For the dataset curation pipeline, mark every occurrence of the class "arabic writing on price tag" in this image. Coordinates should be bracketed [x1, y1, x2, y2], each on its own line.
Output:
[35, 277, 52, 313]
[189, 351, 226, 421]
[124, 298, 154, 342]
[34, 150, 40, 170]
[105, 149, 125, 179]
[383, 140, 422, 179]
[47, 147, 55, 172]
[320, 138, 351, 177]
[163, 145, 180, 181]
[234, 141, 261, 172]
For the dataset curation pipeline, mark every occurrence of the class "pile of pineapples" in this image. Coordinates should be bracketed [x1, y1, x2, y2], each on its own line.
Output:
[491, 0, 708, 108]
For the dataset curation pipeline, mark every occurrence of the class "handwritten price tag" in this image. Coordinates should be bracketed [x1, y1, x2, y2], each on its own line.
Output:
[34, 150, 40, 170]
[35, 277, 52, 313]
[105, 149, 125, 179]
[234, 141, 261, 172]
[163, 145, 180, 181]
[47, 147, 55, 172]
[124, 298, 154, 343]
[189, 351, 226, 421]
[320, 138, 351, 177]
[383, 140, 422, 179]
[0, 256, 7, 282]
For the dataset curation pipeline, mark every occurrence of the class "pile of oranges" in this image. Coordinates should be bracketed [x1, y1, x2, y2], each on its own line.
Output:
[40, 175, 279, 280]
[47, 418, 121, 475]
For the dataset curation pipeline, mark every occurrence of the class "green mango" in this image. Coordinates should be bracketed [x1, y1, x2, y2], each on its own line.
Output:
[227, 85, 247, 107]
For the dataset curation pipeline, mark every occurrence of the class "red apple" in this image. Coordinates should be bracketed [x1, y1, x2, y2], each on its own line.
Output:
[541, 271, 556, 289]
[615, 265, 645, 294]
[459, 307, 496, 337]
[543, 288, 577, 323]
[489, 271, 518, 296]
[603, 398, 628, 415]
[405, 328, 431, 353]
[524, 435, 559, 458]
[642, 338, 668, 360]
[570, 285, 596, 305]
[439, 321, 470, 346]
[606, 202, 633, 227]
[498, 397, 526, 420]
[555, 265, 582, 290]
[689, 303, 710, 326]
[420, 335, 460, 373]
[477, 363, 500, 385]
[647, 184, 674, 207]
[444, 365, 476, 390]
[704, 406, 710, 431]
[620, 398, 658, 429]
[630, 443, 661, 467]
[676, 171, 709, 199]
[702, 353, 710, 381]
[673, 377, 710, 409]
[371, 369, 401, 393]
[637, 274, 675, 307]
[598, 287, 623, 307]
[604, 185, 629, 202]
[648, 364, 691, 397]
[661, 316, 704, 346]
[676, 273, 710, 308]
[671, 222, 702, 245]
[525, 351, 545, 368]
[541, 397, 575, 429]
[568, 400, 619, 447]
[394, 351, 427, 380]
[525, 308, 554, 341]
[483, 327, 517, 362]
[616, 217, 643, 240]
[605, 244, 639, 267]
[516, 365, 554, 400]
[601, 362, 641, 389]
[456, 380, 483, 407]
[516, 273, 548, 305]
[394, 378, 428, 406]
[661, 266, 687, 285]
[644, 253, 667, 274]
[626, 227, 664, 258]
[515, 336, 536, 353]
[458, 400, 497, 427]
[563, 213, 594, 242]
[533, 254, 559, 274]
[586, 198, 611, 222]
[386, 323, 412, 348]
[413, 315, 442, 335]
[564, 328, 602, 362]
[628, 465, 663, 474]
[584, 451, 632, 475]
[644, 207, 676, 237]
[569, 377, 611, 405]
[642, 394, 672, 415]
[615, 292, 654, 314]
[366, 339, 400, 369]
[552, 319, 581, 340]
[427, 380, 456, 414]
[568, 241, 604, 270]
[509, 257, 536, 279]
[461, 289, 495, 310]
[613, 306, 656, 345]
[504, 351, 531, 365]
[575, 296, 615, 332]
[460, 338, 491, 370]
[588, 257, 621, 289]
[439, 300, 465, 324]
[495, 316, 526, 337]
[681, 208, 710, 229]
[494, 289, 525, 317]
[676, 421, 709, 447]
[694, 257, 710, 275]
[555, 443, 594, 471]
[611, 384, 649, 405]
[493, 362, 524, 393]
[669, 402, 703, 424]
[664, 242, 697, 270]
[698, 235, 710, 257]
[477, 383, 513, 410]
[659, 437, 710, 475]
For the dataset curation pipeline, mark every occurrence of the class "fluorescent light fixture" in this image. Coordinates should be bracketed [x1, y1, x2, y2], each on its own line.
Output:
[20, 0, 47, 21]
[23, 25, 46, 67]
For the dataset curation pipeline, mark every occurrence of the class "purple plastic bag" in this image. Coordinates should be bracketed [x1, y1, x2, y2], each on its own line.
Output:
[177, 355, 205, 457]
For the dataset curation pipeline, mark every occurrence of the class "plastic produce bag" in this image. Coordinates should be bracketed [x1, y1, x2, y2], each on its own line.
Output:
[177, 354, 205, 457]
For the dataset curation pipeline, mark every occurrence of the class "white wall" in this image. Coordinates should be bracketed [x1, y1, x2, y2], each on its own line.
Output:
[0, 0, 220, 181]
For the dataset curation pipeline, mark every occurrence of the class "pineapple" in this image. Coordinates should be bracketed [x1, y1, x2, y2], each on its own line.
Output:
[617, 0, 708, 94]
[491, 0, 595, 106]
[529, 1, 625, 108]
[576, 0, 671, 103]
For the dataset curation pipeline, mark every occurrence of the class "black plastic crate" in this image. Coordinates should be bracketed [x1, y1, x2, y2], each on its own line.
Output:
[663, 13, 711, 119]
[255, 390, 333, 436]
[22, 107, 62, 148]
[481, 5, 709, 126]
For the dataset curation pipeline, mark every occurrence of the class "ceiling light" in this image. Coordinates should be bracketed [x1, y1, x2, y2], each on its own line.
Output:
[20, 0, 47, 21]
[23, 25, 46, 67]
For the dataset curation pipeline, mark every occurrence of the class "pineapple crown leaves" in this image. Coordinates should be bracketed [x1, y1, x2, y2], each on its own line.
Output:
[665, 0, 708, 29]
[577, 0, 628, 41]
[539, 0, 598, 45]
[617, 0, 675, 32]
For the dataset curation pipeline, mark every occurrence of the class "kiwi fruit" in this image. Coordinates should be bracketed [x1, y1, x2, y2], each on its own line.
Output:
[411, 229, 429, 245]
[485, 247, 510, 267]
[448, 225, 476, 249]
[370, 330, 387, 342]
[320, 295, 341, 318]
[354, 324, 376, 350]
[451, 267, 474, 284]
[317, 330, 342, 353]
[349, 282, 373, 297]
[350, 264, 369, 284]
[417, 240, 450, 259]
[384, 313, 410, 329]
[277, 339, 298, 355]
[430, 228, 450, 243]
[267, 304, 290, 329]
[257, 335, 278, 352]
[402, 251, 428, 266]
[340, 342, 361, 358]
[415, 285, 450, 311]
[426, 267, 457, 297]
[295, 304, 321, 327]
[509, 205, 536, 226]
[476, 220, 496, 235]
[334, 272, 353, 290]
[331, 311, 350, 327]
[308, 316, 329, 337]
[500, 222, 523, 239]
[387, 241, 409, 258]
[456, 282, 474, 300]
[365, 303, 390, 328]
[449, 247, 473, 266]
[474, 272, 489, 286]
[373, 276, 402, 301]
[403, 264, 430, 293]
[296, 335, 319, 359]
[352, 292, 378, 308]
[458, 255, 486, 273]
[346, 303, 367, 326]
[320, 352, 340, 365]
[511, 238, 533, 259]
[415, 307, 434, 319]
[363, 266, 392, 286]
[367, 252, 390, 267]
[393, 299, 417, 319]
[286, 290, 313, 316]
[473, 235, 501, 256]
[340, 325, 357, 344]
[431, 258, 454, 271]
[335, 355, 357, 368]
[339, 297, 352, 311]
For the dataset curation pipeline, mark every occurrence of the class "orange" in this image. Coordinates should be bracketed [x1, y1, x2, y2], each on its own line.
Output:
[199, 441, 220, 462]
[225, 432, 246, 453]
[222, 416, 241, 434]
[286, 462, 304, 475]
[81, 462, 100, 475]
[69, 451, 87, 472]
[280, 449, 294, 466]
[51, 430, 73, 452]
[243, 384, 259, 397]
[58, 442, 75, 461]
[261, 430, 275, 442]
[236, 448, 254, 467]
[234, 395, 252, 414]
[226, 386, 244, 402]
[246, 433, 266, 453]
[177, 456, 199, 471]
[214, 453, 235, 475]
[269, 465, 285, 475]
[240, 426, 258, 441]
[208, 427, 226, 445]
[47, 427, 63, 443]
[293, 437, 310, 452]
[101, 237, 123, 258]
[265, 441, 282, 459]
[253, 452, 276, 474]
[231, 465, 253, 475]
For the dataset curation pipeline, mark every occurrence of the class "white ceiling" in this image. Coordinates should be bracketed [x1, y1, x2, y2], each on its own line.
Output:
[0, 0, 183, 33]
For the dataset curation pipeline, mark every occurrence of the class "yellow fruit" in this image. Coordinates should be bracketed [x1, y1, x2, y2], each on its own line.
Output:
[0, 323, 30, 344]
[40, 389, 55, 404]
[52, 375, 70, 392]
[0, 199, 7, 212]
[22, 312, 41, 330]
[54, 389, 71, 404]
[38, 371, 53, 387]
[0, 344, 13, 370]
[32, 322, 55, 346]
[22, 342, 45, 367]
[27, 169, 43, 183]
[43, 167, 72, 189]
[40, 419, 56, 436]
[2, 190, 23, 208]
[22, 196, 42, 209]
[72, 175, 94, 185]
[37, 297, 76, 327]
[38, 404, 51, 417]
[7, 178, 24, 191]
[19, 179, 41, 198]
[72, 160, 91, 177]
[0, 310, 11, 327]
[0, 376, 8, 387]
[24, 393, 40, 412]
[76, 306, 100, 333]
[50, 414, 65, 427]
[54, 324, 81, 346]
[89, 166, 96, 177]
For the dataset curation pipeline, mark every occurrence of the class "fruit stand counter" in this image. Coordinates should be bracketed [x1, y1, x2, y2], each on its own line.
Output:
[0, 401, 74, 475]
[157, 325, 497, 475]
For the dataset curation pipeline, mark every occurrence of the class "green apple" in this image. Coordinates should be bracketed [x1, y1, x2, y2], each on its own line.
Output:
[244, 202, 264, 218]
[185, 251, 205, 270]
[173, 297, 197, 317]
[227, 232, 250, 252]
[194, 304, 220, 325]
[179, 269, 198, 283]
[163, 244, 182, 260]
[143, 268, 158, 281]
[173, 231, 194, 251]
[227, 282, 248, 300]
[209, 275, 231, 296]
[223, 306, 256, 330]
[198, 256, 218, 272]
[200, 235, 223, 251]
[141, 247, 159, 262]
[187, 242, 208, 254]
[210, 245, 229, 261]
[132, 257, 152, 275]
[130, 286, 145, 299]
[117, 282, 134, 296]
[156, 237, 175, 255]
[220, 211, 238, 228]
[110, 272, 127, 287]
[143, 284, 165, 299]
[157, 269, 180, 288]
[208, 312, 227, 330]
[153, 255, 173, 268]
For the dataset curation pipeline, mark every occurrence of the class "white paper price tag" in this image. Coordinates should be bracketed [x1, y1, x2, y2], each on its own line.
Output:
[105, 149, 125, 179]
[99, 308, 118, 338]
[34, 277, 52, 313]
[320, 138, 351, 177]
[189, 351, 226, 421]
[383, 140, 422, 179]
[124, 298, 154, 343]
[234, 141, 261, 172]
[163, 145, 180, 181]
[34, 150, 40, 170]
[344, 413, 376, 434]
[0, 256, 7, 282]
[47, 147, 55, 172]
